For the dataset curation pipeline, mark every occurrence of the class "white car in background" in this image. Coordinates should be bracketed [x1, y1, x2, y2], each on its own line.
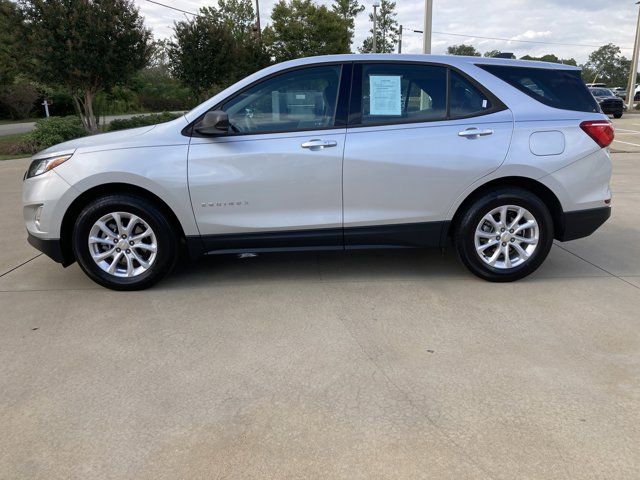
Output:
[23, 54, 613, 290]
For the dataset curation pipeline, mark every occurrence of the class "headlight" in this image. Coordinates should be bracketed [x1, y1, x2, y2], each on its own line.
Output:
[25, 154, 72, 179]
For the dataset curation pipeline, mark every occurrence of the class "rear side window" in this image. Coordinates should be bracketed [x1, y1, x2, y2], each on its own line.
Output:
[360, 63, 448, 125]
[479, 64, 599, 113]
[450, 70, 493, 118]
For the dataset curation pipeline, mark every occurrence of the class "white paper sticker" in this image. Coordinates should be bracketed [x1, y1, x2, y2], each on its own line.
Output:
[296, 94, 305, 99]
[369, 75, 401, 115]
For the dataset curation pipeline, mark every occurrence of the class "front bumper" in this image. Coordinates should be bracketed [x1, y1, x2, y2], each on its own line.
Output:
[556, 206, 611, 241]
[27, 233, 71, 266]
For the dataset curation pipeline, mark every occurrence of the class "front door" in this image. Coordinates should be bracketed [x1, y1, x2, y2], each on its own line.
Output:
[188, 64, 347, 252]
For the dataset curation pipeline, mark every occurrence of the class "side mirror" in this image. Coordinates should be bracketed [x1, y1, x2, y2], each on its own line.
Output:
[195, 110, 229, 135]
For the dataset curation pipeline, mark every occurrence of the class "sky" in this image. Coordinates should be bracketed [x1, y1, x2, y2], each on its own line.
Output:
[134, 0, 639, 64]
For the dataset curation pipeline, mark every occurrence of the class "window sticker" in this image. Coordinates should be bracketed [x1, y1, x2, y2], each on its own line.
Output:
[369, 75, 402, 115]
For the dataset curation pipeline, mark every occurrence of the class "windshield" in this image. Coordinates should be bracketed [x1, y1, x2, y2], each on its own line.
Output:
[590, 88, 613, 97]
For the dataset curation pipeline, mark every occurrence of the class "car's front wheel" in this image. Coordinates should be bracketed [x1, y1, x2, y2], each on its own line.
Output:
[455, 188, 554, 282]
[72, 194, 178, 290]
[614, 112, 623, 119]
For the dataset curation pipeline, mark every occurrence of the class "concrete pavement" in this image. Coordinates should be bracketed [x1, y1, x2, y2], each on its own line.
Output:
[1, 137, 639, 478]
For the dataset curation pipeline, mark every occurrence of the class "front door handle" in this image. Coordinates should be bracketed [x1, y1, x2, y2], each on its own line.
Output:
[458, 128, 494, 138]
[301, 139, 338, 150]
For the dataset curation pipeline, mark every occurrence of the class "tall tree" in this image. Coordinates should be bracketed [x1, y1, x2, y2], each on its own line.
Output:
[359, 0, 398, 53]
[19, 0, 151, 132]
[447, 44, 481, 57]
[263, 0, 350, 62]
[169, 3, 269, 99]
[581, 44, 630, 87]
[331, 0, 364, 52]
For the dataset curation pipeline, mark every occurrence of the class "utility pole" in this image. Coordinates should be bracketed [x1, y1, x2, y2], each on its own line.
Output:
[627, 1, 640, 110]
[255, 0, 261, 40]
[423, 0, 433, 54]
[398, 24, 403, 53]
[372, 1, 379, 53]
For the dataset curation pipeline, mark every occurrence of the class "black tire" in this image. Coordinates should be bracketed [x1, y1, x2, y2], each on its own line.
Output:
[72, 194, 178, 290]
[635, 92, 640, 101]
[614, 112, 623, 119]
[455, 188, 554, 282]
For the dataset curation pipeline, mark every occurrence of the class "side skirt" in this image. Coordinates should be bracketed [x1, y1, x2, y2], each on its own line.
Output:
[186, 221, 450, 258]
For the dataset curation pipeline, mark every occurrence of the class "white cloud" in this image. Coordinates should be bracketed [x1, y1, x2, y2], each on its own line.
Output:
[134, 0, 638, 63]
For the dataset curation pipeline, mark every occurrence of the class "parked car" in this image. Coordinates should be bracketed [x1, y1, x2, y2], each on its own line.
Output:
[610, 87, 627, 100]
[23, 55, 613, 290]
[589, 87, 624, 118]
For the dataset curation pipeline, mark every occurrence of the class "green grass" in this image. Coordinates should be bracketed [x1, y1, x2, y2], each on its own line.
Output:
[0, 153, 28, 160]
[0, 132, 31, 160]
[0, 118, 38, 125]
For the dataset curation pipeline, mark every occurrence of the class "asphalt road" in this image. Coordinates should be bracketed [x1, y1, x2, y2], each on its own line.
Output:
[1, 133, 639, 478]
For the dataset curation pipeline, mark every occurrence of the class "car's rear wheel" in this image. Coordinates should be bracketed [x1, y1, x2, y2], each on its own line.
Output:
[455, 188, 554, 282]
[614, 112, 623, 119]
[72, 194, 177, 290]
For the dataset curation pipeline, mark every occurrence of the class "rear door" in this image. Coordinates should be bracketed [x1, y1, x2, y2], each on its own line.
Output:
[342, 62, 514, 247]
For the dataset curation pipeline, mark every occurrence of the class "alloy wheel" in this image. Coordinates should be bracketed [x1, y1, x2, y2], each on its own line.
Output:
[474, 205, 539, 269]
[88, 211, 158, 277]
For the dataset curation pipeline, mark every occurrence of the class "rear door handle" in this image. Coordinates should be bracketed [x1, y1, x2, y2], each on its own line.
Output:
[301, 139, 338, 150]
[458, 128, 494, 138]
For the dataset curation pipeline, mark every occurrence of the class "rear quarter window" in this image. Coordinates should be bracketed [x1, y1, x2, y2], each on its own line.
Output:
[478, 64, 600, 113]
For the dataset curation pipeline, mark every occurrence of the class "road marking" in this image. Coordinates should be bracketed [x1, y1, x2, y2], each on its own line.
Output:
[613, 139, 640, 147]
[615, 128, 640, 134]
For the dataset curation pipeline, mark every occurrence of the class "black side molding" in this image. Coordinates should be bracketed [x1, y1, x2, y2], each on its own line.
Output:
[556, 206, 611, 242]
[27, 233, 72, 266]
[191, 221, 450, 257]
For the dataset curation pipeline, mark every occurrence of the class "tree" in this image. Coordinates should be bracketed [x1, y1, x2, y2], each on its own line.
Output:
[520, 54, 577, 66]
[447, 44, 481, 57]
[0, 77, 40, 119]
[0, 0, 26, 87]
[169, 3, 269, 99]
[359, 0, 398, 53]
[263, 0, 350, 62]
[582, 44, 631, 87]
[20, 0, 151, 132]
[332, 0, 365, 52]
[483, 50, 502, 58]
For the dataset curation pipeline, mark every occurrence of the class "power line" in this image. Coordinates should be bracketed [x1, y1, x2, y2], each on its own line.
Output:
[407, 29, 633, 50]
[144, 0, 199, 16]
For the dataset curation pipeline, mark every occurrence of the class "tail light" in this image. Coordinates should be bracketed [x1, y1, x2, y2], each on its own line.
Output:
[580, 120, 614, 148]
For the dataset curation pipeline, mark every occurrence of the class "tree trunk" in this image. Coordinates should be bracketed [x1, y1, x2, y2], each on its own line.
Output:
[73, 89, 98, 133]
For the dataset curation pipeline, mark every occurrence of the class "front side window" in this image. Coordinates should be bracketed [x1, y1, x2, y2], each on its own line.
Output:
[360, 64, 447, 125]
[221, 65, 341, 134]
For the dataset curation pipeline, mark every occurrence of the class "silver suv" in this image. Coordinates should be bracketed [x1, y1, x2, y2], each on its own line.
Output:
[23, 54, 613, 290]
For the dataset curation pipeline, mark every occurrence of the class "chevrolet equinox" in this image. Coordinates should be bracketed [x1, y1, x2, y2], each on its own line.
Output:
[23, 54, 613, 290]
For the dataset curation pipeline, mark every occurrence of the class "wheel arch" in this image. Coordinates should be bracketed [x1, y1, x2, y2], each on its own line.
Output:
[59, 183, 188, 265]
[447, 176, 563, 241]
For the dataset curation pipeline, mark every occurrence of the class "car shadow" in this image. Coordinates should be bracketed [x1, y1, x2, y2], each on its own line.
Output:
[159, 248, 468, 290]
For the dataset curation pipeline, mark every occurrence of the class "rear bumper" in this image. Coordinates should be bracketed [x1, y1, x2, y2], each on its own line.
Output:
[27, 233, 71, 266]
[556, 206, 611, 241]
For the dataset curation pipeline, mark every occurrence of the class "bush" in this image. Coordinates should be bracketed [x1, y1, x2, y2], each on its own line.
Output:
[131, 69, 195, 112]
[107, 112, 181, 131]
[25, 116, 87, 151]
[94, 86, 142, 116]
